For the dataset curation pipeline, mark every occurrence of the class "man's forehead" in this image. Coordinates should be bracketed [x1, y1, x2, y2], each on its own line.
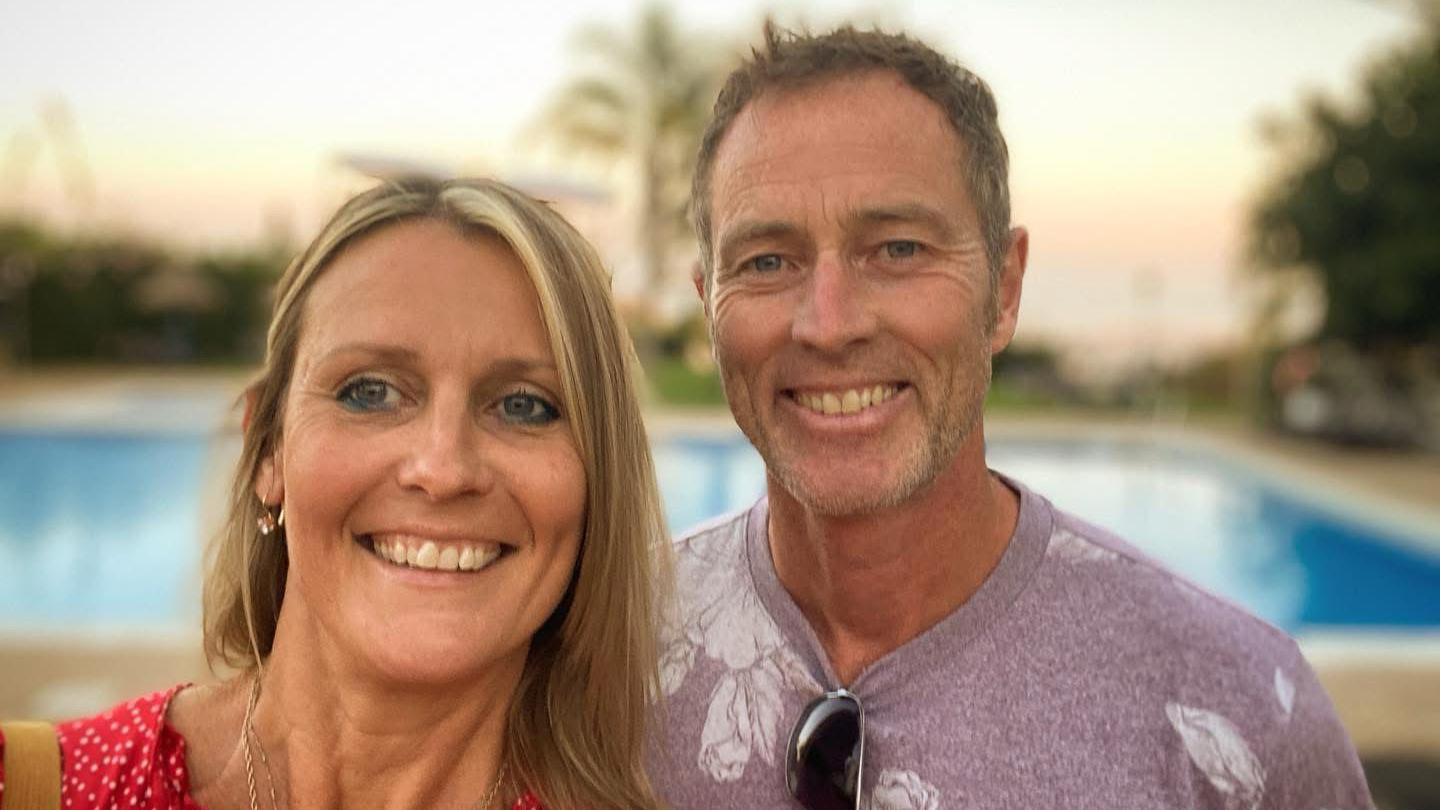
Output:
[708, 78, 973, 239]
[709, 73, 967, 205]
[722, 70, 956, 153]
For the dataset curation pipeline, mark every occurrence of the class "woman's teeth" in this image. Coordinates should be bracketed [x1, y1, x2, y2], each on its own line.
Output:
[371, 537, 502, 572]
[796, 384, 899, 416]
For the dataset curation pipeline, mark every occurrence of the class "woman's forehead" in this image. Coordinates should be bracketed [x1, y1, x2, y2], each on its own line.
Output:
[293, 219, 554, 372]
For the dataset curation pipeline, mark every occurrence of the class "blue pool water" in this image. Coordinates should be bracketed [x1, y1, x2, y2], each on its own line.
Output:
[0, 431, 219, 626]
[3, 428, 1439, 633]
[649, 435, 1440, 633]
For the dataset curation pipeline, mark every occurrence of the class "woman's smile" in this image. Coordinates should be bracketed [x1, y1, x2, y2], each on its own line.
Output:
[360, 531, 508, 573]
[261, 217, 586, 683]
[74, 178, 672, 810]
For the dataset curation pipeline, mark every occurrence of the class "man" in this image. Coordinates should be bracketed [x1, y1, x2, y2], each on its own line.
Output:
[652, 23, 1372, 809]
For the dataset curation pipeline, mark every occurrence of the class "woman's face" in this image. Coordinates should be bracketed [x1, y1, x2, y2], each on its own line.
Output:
[257, 218, 585, 685]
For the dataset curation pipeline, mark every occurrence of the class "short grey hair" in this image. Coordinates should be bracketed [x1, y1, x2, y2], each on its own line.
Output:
[692, 22, 1012, 287]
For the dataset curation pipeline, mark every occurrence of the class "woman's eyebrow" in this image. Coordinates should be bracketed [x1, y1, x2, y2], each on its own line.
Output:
[486, 356, 560, 377]
[316, 342, 421, 366]
[316, 344, 556, 375]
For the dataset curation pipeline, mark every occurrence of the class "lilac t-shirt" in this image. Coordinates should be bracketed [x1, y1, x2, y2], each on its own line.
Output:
[650, 478, 1371, 808]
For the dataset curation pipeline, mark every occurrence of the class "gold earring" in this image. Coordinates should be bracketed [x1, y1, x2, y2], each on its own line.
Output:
[257, 503, 281, 536]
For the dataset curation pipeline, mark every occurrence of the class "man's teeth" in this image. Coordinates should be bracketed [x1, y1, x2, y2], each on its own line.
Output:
[372, 537, 502, 572]
[796, 385, 898, 416]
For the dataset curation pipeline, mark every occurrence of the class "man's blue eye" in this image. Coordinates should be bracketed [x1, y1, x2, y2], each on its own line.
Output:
[501, 392, 560, 425]
[337, 378, 398, 412]
[746, 254, 784, 273]
[884, 241, 920, 259]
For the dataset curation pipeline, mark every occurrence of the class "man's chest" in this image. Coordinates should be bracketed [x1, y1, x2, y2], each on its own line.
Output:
[652, 661, 1264, 809]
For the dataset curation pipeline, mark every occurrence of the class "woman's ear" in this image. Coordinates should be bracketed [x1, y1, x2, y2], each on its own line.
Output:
[246, 386, 284, 505]
[254, 451, 284, 506]
[242, 385, 260, 434]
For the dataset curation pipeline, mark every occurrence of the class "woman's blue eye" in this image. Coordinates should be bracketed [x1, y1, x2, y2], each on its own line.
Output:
[337, 378, 399, 412]
[745, 254, 784, 273]
[883, 241, 920, 259]
[500, 392, 560, 425]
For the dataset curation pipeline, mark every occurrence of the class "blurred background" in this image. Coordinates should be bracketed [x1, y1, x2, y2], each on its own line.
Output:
[2, 0, 1438, 805]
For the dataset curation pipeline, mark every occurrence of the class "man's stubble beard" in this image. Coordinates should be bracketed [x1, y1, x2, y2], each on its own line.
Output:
[716, 319, 994, 519]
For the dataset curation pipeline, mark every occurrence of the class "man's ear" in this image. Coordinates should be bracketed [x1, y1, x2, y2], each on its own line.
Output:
[989, 226, 1028, 354]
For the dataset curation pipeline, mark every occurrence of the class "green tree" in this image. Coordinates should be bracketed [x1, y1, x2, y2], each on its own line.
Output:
[1251, 18, 1440, 348]
[0, 218, 280, 365]
[537, 5, 722, 303]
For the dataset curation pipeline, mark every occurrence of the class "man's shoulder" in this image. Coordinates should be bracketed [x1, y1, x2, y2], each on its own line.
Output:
[1030, 504, 1369, 804]
[1038, 504, 1302, 661]
[671, 501, 756, 563]
[666, 502, 765, 625]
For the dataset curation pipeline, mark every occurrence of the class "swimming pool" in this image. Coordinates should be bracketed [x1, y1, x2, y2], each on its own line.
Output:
[3, 425, 1439, 634]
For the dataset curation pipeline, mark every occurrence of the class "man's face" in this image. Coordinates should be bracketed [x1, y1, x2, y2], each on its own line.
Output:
[703, 70, 1023, 516]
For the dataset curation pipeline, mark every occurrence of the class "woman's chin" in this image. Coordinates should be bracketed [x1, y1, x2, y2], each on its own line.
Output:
[347, 609, 530, 684]
[354, 635, 526, 689]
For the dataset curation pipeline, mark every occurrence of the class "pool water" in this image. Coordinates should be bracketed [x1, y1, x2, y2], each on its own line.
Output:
[989, 441, 1440, 631]
[0, 431, 217, 627]
[642, 435, 1440, 633]
[3, 429, 1439, 633]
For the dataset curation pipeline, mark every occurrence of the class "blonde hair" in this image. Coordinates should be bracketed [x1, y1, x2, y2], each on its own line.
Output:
[203, 177, 671, 809]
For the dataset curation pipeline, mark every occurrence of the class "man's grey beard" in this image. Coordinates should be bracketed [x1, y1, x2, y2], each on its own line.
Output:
[766, 359, 991, 518]
[710, 282, 1001, 518]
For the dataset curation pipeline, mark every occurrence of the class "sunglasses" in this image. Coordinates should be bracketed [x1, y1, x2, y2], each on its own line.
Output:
[785, 688, 865, 810]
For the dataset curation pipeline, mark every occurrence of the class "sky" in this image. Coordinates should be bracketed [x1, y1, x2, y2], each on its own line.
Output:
[0, 0, 1425, 370]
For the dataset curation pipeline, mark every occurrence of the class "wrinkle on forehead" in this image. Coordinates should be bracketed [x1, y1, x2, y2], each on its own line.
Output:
[710, 74, 975, 242]
[289, 223, 549, 387]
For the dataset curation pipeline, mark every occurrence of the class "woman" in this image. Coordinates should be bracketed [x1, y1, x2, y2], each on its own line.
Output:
[0, 178, 671, 809]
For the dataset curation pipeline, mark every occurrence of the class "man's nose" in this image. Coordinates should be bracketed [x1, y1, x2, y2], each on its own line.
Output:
[396, 398, 494, 501]
[790, 252, 876, 353]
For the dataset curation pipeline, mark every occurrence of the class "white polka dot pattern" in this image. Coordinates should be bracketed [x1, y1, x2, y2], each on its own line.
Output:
[2, 686, 546, 809]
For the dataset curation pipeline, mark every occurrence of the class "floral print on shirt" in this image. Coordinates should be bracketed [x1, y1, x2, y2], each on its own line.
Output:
[661, 514, 817, 782]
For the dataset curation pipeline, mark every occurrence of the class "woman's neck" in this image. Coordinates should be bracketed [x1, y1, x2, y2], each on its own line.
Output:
[181, 606, 524, 810]
[262, 648, 515, 807]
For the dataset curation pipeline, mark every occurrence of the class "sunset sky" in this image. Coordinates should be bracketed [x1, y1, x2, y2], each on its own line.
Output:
[0, 0, 1424, 369]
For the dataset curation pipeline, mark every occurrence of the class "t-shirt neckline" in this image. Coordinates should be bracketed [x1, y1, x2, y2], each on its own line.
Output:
[742, 472, 1054, 700]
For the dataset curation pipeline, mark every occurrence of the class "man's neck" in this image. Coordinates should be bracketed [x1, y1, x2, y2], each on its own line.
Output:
[767, 434, 1019, 685]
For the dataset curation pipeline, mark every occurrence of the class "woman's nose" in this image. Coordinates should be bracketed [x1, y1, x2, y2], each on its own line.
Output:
[395, 398, 494, 501]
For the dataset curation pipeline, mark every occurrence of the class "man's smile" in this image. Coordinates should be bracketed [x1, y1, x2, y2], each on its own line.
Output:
[785, 383, 908, 416]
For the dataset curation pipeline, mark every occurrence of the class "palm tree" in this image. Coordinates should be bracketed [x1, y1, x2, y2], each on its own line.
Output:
[537, 5, 722, 305]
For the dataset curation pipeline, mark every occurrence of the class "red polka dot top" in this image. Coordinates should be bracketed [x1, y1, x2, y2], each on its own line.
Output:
[0, 686, 545, 809]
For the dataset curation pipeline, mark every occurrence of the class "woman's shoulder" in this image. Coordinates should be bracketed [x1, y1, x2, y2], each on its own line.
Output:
[0, 684, 200, 809]
[54, 683, 185, 739]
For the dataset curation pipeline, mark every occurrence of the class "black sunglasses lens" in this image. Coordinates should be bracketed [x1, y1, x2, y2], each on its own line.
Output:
[787, 692, 863, 810]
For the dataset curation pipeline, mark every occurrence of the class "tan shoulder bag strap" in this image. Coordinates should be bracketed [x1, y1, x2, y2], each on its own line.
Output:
[0, 721, 61, 810]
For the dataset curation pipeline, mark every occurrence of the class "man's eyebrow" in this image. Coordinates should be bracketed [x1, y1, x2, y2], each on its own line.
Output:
[848, 204, 961, 240]
[716, 220, 803, 262]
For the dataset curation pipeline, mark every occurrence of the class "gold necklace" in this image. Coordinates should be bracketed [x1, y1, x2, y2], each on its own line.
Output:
[242, 676, 280, 810]
[478, 761, 510, 810]
[241, 676, 510, 810]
